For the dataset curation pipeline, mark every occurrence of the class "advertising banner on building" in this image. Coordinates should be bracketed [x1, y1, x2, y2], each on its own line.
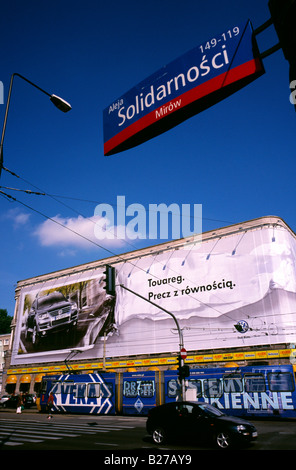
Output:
[103, 20, 264, 156]
[11, 220, 296, 365]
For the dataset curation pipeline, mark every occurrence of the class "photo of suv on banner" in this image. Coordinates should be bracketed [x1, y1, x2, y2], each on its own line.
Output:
[25, 291, 78, 348]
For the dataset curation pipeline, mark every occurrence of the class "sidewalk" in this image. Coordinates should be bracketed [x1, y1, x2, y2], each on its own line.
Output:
[0, 406, 39, 413]
[0, 407, 147, 422]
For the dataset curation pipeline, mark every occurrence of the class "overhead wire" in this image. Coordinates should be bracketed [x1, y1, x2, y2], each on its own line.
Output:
[1, 166, 232, 225]
[0, 167, 271, 328]
[0, 165, 282, 326]
[0, 182, 235, 321]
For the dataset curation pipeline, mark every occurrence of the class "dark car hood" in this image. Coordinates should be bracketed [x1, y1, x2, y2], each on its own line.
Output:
[216, 414, 254, 427]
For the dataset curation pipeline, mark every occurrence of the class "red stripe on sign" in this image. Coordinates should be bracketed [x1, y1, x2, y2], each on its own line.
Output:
[104, 58, 263, 155]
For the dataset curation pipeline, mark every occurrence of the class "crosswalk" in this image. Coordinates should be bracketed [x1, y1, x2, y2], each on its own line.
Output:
[0, 417, 133, 448]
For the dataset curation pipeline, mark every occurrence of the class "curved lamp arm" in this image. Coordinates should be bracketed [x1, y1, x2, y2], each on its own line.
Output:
[0, 73, 71, 176]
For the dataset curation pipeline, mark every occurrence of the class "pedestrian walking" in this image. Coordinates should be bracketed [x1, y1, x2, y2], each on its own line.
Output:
[16, 393, 23, 414]
[46, 392, 54, 420]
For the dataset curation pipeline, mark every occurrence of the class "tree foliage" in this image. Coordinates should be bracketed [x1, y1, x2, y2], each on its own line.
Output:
[0, 309, 12, 334]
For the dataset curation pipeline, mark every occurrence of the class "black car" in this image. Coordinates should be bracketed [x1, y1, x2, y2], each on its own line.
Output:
[146, 401, 258, 449]
[25, 291, 78, 347]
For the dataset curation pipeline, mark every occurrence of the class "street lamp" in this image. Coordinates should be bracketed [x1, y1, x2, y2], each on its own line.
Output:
[0, 73, 72, 177]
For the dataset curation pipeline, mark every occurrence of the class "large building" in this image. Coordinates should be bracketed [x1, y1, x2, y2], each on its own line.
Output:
[3, 215, 296, 395]
[0, 333, 11, 394]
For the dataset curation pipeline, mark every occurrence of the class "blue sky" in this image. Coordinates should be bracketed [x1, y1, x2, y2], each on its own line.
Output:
[0, 0, 295, 316]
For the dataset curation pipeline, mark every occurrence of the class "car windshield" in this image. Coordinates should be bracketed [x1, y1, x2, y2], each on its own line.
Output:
[197, 403, 225, 417]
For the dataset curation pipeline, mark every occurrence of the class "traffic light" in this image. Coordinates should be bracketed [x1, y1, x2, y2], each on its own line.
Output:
[178, 355, 190, 381]
[103, 265, 116, 296]
[268, 0, 296, 63]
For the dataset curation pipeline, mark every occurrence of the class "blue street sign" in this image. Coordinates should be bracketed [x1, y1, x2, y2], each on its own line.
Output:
[103, 20, 264, 156]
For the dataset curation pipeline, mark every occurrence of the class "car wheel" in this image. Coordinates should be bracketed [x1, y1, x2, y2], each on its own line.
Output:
[152, 427, 167, 445]
[215, 431, 232, 449]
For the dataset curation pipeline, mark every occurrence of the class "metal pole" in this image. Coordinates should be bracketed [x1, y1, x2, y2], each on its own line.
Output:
[0, 74, 15, 176]
[253, 16, 282, 60]
[253, 17, 273, 35]
[103, 332, 106, 371]
[120, 284, 186, 400]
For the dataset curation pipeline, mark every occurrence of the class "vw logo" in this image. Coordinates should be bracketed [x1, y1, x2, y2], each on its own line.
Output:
[235, 320, 249, 333]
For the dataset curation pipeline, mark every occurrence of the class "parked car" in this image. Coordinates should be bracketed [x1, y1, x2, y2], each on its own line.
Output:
[146, 401, 258, 449]
[0, 393, 35, 409]
[25, 291, 78, 347]
[0, 395, 10, 406]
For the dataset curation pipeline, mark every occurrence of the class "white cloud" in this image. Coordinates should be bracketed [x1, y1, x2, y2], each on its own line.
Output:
[3, 208, 31, 228]
[33, 214, 137, 251]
